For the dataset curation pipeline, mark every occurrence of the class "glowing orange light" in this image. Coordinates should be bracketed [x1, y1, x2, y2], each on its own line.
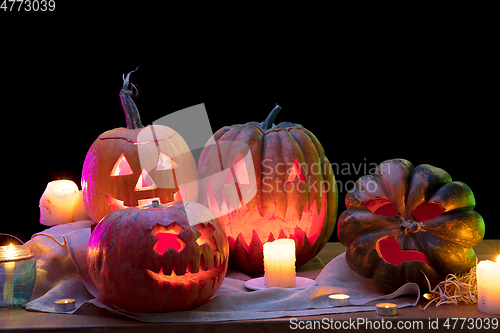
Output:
[110, 153, 133, 176]
[134, 168, 157, 191]
[6, 243, 15, 255]
[286, 159, 306, 183]
[156, 152, 178, 170]
[329, 294, 349, 300]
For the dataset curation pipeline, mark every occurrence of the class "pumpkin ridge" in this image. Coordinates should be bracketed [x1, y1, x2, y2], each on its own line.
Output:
[261, 131, 287, 219]
[420, 210, 485, 247]
[278, 130, 309, 220]
[241, 127, 264, 216]
[405, 164, 451, 216]
[219, 125, 247, 143]
[288, 128, 325, 212]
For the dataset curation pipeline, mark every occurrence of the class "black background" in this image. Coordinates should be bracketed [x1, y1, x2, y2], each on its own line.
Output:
[1, 12, 497, 245]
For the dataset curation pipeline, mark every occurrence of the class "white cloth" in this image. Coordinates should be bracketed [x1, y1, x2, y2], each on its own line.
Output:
[23, 221, 420, 322]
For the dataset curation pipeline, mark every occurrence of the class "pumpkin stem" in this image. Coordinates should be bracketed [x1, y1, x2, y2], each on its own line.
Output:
[399, 219, 426, 234]
[260, 105, 282, 130]
[120, 67, 143, 129]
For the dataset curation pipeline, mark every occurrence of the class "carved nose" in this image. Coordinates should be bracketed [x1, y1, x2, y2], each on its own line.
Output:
[134, 168, 157, 191]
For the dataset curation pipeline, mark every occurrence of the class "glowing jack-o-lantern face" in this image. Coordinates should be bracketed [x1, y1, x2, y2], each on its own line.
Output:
[82, 125, 198, 223]
[82, 72, 198, 223]
[337, 159, 485, 293]
[87, 201, 229, 313]
[198, 106, 338, 274]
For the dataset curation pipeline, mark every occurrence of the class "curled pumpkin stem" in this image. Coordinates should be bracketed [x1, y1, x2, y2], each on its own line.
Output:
[120, 67, 143, 129]
[122, 66, 140, 98]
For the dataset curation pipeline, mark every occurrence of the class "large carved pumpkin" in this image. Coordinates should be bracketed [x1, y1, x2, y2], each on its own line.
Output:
[337, 158, 485, 293]
[198, 106, 338, 274]
[87, 200, 229, 312]
[82, 71, 198, 223]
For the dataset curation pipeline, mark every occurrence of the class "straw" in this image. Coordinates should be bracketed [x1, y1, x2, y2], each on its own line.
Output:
[421, 258, 478, 310]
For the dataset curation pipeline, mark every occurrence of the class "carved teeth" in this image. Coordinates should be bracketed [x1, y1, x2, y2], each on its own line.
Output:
[229, 227, 306, 251]
[199, 243, 214, 271]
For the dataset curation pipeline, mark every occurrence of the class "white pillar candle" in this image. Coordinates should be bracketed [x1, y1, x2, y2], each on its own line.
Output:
[2, 244, 15, 301]
[263, 239, 296, 288]
[39, 180, 90, 226]
[477, 255, 500, 315]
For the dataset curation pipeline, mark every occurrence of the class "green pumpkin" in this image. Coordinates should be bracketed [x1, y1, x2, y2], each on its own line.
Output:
[337, 159, 485, 293]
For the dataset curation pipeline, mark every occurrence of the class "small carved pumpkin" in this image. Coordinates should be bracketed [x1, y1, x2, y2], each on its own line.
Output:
[337, 159, 485, 293]
[82, 71, 198, 223]
[198, 106, 338, 274]
[87, 200, 229, 312]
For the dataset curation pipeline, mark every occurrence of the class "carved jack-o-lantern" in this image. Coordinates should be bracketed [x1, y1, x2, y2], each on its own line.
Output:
[82, 72, 198, 223]
[337, 159, 485, 293]
[87, 200, 229, 312]
[198, 106, 338, 274]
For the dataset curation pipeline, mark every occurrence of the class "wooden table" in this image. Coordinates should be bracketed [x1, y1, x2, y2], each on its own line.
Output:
[1, 240, 498, 333]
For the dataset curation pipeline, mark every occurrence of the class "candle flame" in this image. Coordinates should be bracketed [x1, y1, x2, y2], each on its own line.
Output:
[423, 293, 432, 300]
[496, 254, 500, 263]
[6, 243, 14, 254]
[329, 294, 349, 300]
[50, 180, 79, 196]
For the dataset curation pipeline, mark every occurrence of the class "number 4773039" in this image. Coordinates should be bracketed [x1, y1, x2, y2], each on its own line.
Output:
[1, 0, 55, 11]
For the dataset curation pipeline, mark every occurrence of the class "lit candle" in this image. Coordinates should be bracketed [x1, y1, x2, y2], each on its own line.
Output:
[477, 255, 500, 315]
[263, 239, 296, 288]
[0, 240, 35, 308]
[376, 303, 397, 316]
[39, 180, 90, 226]
[54, 298, 76, 311]
[329, 294, 350, 306]
[2, 244, 15, 301]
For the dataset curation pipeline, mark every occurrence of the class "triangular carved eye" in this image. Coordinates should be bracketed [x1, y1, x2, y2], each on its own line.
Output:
[156, 152, 179, 170]
[134, 168, 157, 191]
[286, 159, 307, 183]
[110, 153, 133, 176]
[363, 198, 398, 217]
[412, 202, 443, 221]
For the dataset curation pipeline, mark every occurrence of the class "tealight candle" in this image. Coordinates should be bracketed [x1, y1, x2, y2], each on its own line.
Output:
[39, 180, 89, 226]
[477, 255, 500, 315]
[263, 239, 296, 288]
[376, 303, 397, 316]
[329, 294, 350, 306]
[54, 298, 76, 312]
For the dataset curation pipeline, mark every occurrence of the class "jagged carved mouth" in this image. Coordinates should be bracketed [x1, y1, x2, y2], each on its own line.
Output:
[106, 195, 164, 210]
[105, 186, 186, 209]
[376, 235, 429, 266]
[145, 264, 225, 291]
[210, 185, 327, 250]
